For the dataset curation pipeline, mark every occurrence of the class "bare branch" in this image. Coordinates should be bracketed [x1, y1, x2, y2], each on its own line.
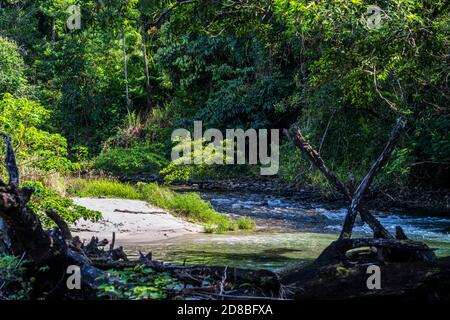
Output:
[340, 118, 406, 239]
[284, 128, 393, 239]
[0, 131, 19, 187]
[149, 0, 197, 28]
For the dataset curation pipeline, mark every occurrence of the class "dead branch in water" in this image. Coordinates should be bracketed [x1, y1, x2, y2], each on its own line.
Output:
[284, 118, 436, 264]
[283, 127, 392, 239]
[340, 119, 406, 239]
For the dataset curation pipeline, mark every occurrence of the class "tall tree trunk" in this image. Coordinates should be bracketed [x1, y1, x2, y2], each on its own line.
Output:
[121, 28, 130, 107]
[141, 20, 152, 111]
[51, 18, 56, 41]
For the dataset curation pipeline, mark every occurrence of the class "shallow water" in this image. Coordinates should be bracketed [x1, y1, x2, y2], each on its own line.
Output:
[126, 232, 336, 271]
[126, 191, 450, 271]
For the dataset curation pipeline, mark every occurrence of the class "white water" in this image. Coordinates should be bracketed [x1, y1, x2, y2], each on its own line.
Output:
[126, 191, 450, 270]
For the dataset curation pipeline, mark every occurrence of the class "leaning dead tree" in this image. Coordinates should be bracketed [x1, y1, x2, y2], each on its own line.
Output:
[281, 119, 450, 299]
[283, 119, 433, 243]
[283, 121, 406, 240]
[283, 119, 436, 259]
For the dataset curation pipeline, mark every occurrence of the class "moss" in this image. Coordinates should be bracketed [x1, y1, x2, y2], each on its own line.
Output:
[335, 265, 354, 278]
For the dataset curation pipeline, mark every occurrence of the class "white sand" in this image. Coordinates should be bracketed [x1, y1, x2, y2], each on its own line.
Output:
[71, 198, 203, 245]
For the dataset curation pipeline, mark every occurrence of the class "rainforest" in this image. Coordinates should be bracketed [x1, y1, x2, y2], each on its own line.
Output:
[0, 0, 449, 307]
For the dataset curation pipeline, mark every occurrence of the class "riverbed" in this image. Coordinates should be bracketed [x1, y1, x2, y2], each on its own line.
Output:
[123, 191, 450, 271]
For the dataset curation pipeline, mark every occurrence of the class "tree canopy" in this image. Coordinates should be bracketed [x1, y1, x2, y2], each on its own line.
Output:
[0, 0, 448, 187]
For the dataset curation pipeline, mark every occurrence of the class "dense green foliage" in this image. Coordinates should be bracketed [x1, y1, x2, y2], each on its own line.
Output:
[96, 265, 181, 300]
[0, 37, 26, 95]
[24, 181, 102, 226]
[0, 94, 73, 177]
[94, 143, 168, 176]
[0, 0, 448, 189]
[68, 178, 255, 232]
[0, 254, 33, 300]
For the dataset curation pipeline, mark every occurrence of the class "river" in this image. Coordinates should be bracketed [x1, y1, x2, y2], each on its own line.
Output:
[126, 191, 450, 271]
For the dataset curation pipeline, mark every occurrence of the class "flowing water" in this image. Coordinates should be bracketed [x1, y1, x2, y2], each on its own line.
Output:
[126, 191, 450, 271]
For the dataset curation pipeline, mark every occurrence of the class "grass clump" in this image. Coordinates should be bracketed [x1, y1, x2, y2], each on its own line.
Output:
[67, 178, 256, 233]
[236, 217, 256, 230]
[68, 178, 141, 199]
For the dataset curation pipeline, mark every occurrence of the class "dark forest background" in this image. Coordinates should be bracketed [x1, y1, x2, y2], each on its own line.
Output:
[0, 0, 448, 190]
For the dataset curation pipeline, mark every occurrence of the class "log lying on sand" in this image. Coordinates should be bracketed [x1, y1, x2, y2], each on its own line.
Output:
[0, 132, 118, 297]
[0, 131, 280, 299]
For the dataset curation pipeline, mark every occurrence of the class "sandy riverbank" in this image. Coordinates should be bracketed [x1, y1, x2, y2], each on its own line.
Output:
[71, 198, 203, 245]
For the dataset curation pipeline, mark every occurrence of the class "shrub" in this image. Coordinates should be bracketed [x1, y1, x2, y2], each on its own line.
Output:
[0, 254, 32, 300]
[23, 181, 102, 226]
[160, 137, 255, 183]
[0, 94, 74, 178]
[93, 144, 168, 176]
[236, 217, 256, 230]
[0, 37, 26, 95]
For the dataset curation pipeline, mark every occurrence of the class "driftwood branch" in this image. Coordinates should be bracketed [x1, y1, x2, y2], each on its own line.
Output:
[0, 131, 19, 187]
[340, 119, 406, 239]
[283, 128, 392, 239]
[46, 210, 73, 241]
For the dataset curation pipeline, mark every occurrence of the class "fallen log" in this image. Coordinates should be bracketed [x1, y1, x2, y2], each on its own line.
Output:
[0, 132, 114, 296]
[281, 256, 450, 300]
